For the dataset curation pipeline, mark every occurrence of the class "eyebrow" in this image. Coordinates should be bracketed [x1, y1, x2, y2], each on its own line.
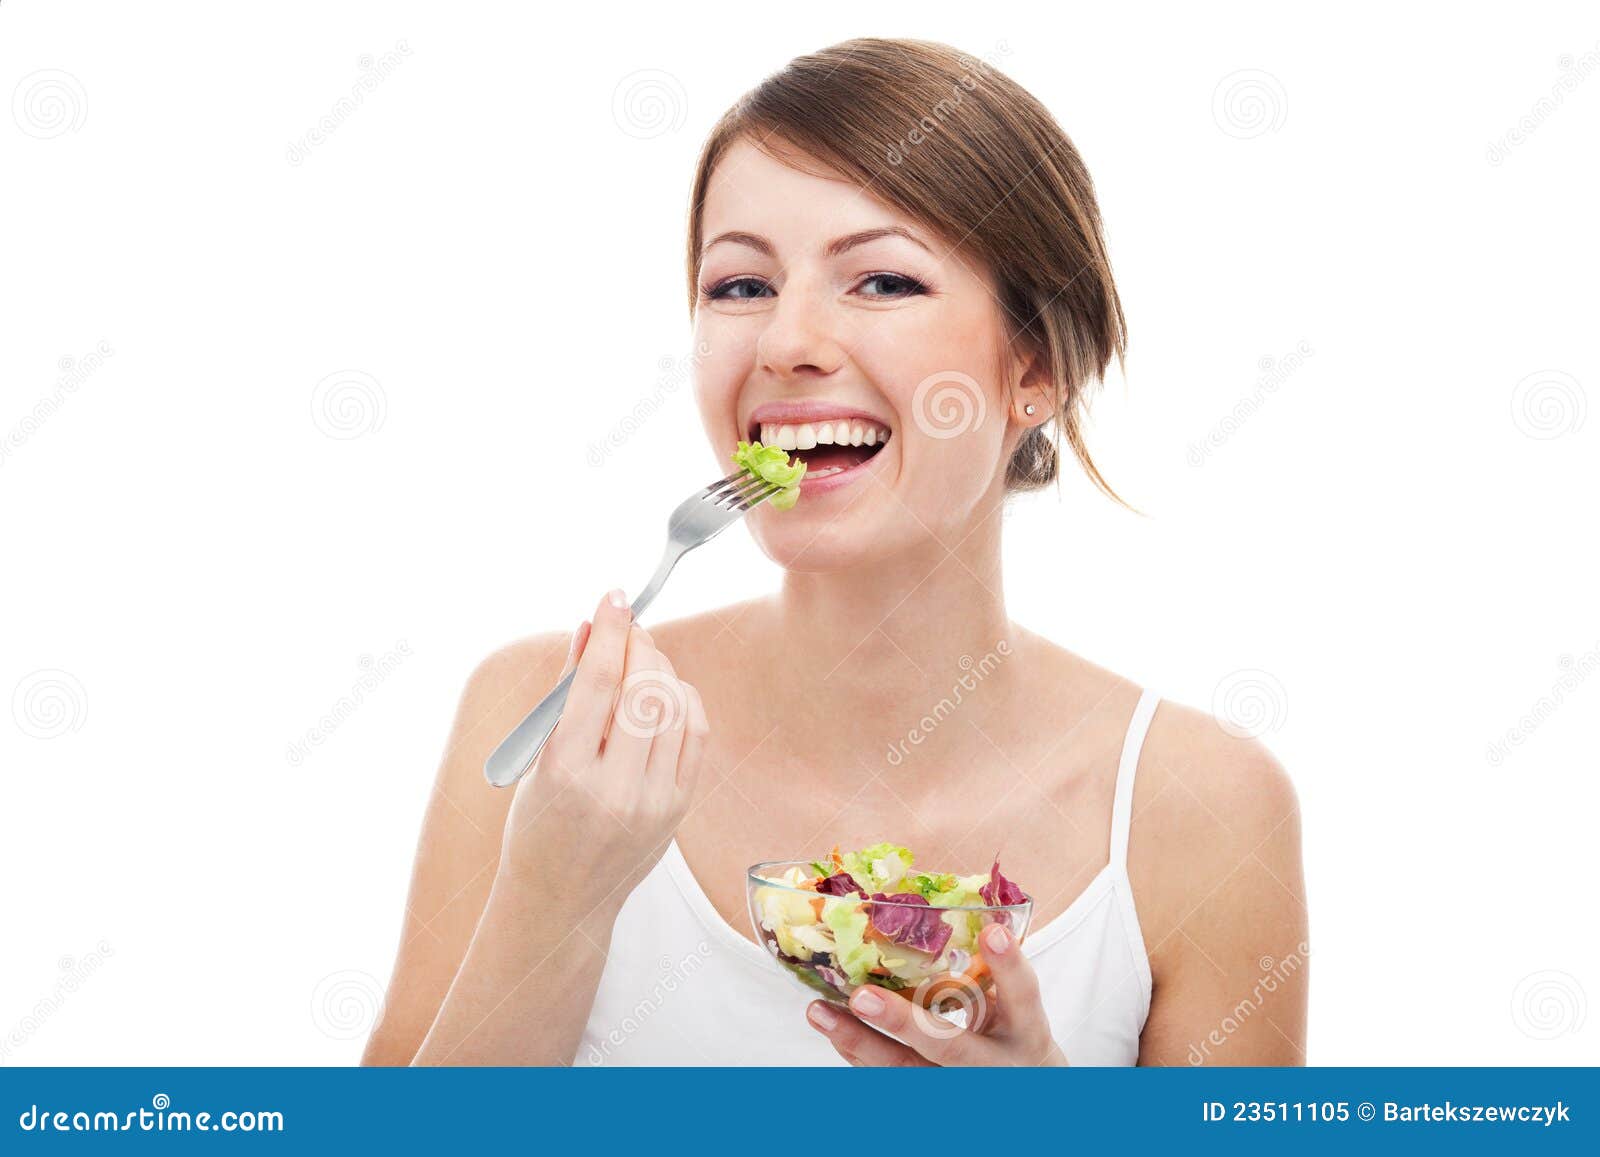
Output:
[700, 225, 934, 260]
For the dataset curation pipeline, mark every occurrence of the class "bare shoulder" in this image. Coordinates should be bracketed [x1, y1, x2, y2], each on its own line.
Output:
[1125, 697, 1309, 1063]
[1138, 698, 1300, 846]
[1128, 694, 1306, 985]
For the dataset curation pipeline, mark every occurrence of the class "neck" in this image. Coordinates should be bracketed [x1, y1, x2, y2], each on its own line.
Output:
[771, 502, 1016, 705]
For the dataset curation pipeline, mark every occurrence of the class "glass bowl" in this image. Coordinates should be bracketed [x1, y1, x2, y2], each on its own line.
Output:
[746, 859, 1033, 1032]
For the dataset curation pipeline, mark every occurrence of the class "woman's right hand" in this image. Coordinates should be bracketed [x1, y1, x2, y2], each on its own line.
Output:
[497, 589, 709, 910]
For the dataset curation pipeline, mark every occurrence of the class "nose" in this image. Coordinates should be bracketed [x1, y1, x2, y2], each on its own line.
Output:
[755, 278, 846, 383]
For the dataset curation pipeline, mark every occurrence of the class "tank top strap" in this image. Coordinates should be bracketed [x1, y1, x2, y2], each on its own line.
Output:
[1109, 687, 1161, 870]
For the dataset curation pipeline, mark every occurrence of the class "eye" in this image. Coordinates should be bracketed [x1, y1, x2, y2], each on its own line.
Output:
[856, 272, 929, 299]
[704, 277, 774, 301]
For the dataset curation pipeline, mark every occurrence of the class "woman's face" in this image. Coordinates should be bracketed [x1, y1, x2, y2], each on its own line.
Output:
[692, 137, 1030, 572]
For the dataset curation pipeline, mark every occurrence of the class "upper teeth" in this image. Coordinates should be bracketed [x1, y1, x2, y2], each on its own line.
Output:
[758, 420, 891, 451]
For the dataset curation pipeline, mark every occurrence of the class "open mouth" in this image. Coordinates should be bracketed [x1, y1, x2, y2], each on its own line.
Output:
[748, 417, 892, 480]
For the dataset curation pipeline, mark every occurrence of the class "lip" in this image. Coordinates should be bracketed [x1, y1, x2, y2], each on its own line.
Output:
[742, 400, 894, 501]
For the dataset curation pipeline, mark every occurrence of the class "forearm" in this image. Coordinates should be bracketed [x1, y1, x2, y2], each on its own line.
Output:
[410, 871, 621, 1066]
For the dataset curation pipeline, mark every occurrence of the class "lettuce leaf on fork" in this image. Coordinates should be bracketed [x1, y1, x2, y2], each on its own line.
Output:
[732, 440, 806, 511]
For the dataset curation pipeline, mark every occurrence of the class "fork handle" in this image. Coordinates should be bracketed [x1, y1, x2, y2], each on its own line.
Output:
[483, 668, 578, 787]
[483, 543, 686, 788]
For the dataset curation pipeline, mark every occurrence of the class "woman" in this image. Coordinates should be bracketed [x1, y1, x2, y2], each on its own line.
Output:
[364, 38, 1308, 1067]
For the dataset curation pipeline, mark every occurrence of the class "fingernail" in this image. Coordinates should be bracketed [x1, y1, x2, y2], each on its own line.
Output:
[807, 1003, 837, 1031]
[850, 987, 885, 1016]
[606, 589, 627, 609]
[566, 623, 586, 659]
[984, 924, 1012, 955]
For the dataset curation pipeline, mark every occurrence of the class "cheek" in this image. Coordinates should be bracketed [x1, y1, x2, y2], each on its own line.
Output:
[690, 316, 756, 439]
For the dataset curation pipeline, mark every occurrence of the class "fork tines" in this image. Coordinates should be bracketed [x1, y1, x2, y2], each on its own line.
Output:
[706, 469, 781, 510]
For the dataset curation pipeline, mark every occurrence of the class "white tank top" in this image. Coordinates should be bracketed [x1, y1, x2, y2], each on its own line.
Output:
[574, 688, 1160, 1066]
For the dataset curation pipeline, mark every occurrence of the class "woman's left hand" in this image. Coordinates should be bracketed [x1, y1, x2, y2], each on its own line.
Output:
[805, 923, 1069, 1066]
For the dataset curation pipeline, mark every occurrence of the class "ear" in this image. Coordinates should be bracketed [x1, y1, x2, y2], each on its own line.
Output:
[1008, 348, 1052, 429]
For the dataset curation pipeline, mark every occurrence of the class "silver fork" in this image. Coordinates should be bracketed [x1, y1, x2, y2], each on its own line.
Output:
[483, 468, 784, 787]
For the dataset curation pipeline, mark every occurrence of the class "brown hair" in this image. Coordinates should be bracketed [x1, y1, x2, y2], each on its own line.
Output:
[685, 37, 1129, 502]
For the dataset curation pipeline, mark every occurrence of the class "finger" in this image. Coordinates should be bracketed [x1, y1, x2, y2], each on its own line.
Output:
[561, 590, 633, 752]
[642, 679, 701, 813]
[641, 676, 690, 785]
[842, 981, 999, 1066]
[600, 624, 663, 762]
[805, 1001, 935, 1068]
[978, 922, 1043, 1032]
[560, 621, 592, 677]
[673, 683, 710, 797]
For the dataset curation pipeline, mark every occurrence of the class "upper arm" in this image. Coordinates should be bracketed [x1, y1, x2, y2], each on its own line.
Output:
[1129, 702, 1308, 1066]
[361, 632, 571, 1066]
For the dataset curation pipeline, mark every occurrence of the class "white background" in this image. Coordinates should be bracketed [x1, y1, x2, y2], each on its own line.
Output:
[2, 0, 1595, 1065]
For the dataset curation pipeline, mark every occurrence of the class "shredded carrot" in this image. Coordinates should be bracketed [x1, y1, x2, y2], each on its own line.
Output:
[809, 896, 825, 920]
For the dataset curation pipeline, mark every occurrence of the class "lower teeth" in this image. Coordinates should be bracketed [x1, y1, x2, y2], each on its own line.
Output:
[808, 466, 844, 478]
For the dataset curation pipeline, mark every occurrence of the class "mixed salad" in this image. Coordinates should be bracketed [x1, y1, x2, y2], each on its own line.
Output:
[732, 440, 806, 511]
[750, 842, 1029, 1010]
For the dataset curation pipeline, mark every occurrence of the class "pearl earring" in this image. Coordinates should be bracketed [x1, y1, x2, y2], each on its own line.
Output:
[1024, 403, 1037, 416]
